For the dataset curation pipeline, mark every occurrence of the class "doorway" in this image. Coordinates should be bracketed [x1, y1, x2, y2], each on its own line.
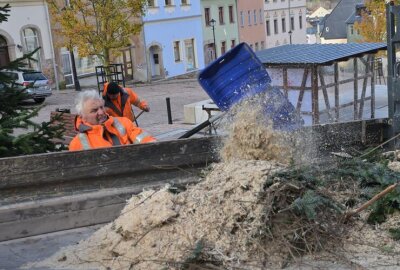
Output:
[0, 36, 10, 68]
[149, 45, 162, 78]
[61, 51, 74, 86]
[121, 46, 134, 81]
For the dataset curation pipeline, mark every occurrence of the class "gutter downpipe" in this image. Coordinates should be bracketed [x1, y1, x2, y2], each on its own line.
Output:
[44, 1, 59, 91]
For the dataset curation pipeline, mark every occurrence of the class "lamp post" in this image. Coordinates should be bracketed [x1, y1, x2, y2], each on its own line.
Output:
[288, 0, 292, 44]
[210, 18, 217, 59]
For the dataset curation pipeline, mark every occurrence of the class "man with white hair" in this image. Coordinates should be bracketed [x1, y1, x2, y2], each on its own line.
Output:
[69, 90, 156, 151]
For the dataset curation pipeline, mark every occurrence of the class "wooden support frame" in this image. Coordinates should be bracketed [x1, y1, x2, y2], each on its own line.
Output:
[265, 52, 379, 125]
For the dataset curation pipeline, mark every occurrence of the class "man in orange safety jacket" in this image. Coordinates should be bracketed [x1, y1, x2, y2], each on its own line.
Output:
[102, 81, 149, 123]
[69, 90, 156, 151]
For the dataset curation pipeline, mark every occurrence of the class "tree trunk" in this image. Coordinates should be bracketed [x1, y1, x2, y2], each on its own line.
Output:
[70, 49, 81, 91]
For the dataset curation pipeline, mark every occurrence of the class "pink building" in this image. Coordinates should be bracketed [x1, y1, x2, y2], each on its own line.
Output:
[237, 0, 266, 51]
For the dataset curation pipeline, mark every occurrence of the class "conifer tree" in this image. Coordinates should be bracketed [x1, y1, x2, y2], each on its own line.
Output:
[0, 4, 65, 158]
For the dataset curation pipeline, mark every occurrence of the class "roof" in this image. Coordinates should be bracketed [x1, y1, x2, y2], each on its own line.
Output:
[308, 7, 330, 19]
[346, 3, 365, 24]
[255, 43, 386, 67]
[321, 0, 364, 40]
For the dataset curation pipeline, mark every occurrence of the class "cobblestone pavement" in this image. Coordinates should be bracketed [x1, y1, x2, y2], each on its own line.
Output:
[30, 78, 210, 139]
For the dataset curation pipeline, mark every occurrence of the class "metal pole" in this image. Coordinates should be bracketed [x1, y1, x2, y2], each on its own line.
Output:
[166, 97, 173, 124]
[212, 24, 217, 59]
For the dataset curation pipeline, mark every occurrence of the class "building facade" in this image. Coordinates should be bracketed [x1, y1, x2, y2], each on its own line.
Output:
[201, 0, 239, 65]
[0, 0, 56, 82]
[320, 0, 363, 44]
[143, 0, 205, 81]
[264, 0, 307, 48]
[237, 0, 266, 51]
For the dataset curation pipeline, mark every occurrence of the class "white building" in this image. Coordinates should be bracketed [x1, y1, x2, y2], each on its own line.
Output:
[264, 0, 307, 48]
[0, 0, 56, 81]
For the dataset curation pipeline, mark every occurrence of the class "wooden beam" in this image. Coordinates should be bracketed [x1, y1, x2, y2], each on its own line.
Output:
[371, 56, 376, 118]
[311, 65, 319, 124]
[334, 63, 339, 121]
[354, 58, 359, 120]
[318, 67, 333, 121]
[358, 55, 372, 119]
[283, 67, 288, 97]
[296, 67, 309, 112]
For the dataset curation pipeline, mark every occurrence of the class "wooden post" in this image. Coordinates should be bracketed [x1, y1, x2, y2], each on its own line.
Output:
[311, 65, 319, 124]
[354, 58, 359, 120]
[358, 55, 371, 119]
[371, 56, 376, 119]
[296, 67, 309, 112]
[334, 63, 339, 122]
[318, 67, 333, 121]
[283, 67, 288, 98]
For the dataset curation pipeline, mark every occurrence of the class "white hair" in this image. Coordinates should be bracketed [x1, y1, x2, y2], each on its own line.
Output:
[75, 90, 103, 115]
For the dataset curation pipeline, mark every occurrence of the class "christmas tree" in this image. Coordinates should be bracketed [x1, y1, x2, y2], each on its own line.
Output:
[0, 4, 65, 158]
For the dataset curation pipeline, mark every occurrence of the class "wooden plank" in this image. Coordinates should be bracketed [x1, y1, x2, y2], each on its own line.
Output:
[0, 176, 199, 241]
[0, 137, 220, 189]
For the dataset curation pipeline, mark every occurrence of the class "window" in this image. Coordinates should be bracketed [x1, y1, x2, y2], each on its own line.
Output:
[173, 41, 181, 62]
[231, 39, 236, 48]
[299, 15, 302, 29]
[290, 16, 294, 31]
[229, 5, 234, 23]
[185, 39, 196, 70]
[261, 41, 265, 49]
[240, 11, 244, 27]
[259, 9, 263, 23]
[148, 0, 155, 6]
[153, 53, 159, 64]
[165, 0, 172, 6]
[266, 20, 270, 36]
[248, 10, 251, 26]
[281, 18, 286, 33]
[22, 27, 41, 70]
[219, 7, 224, 24]
[254, 10, 257, 24]
[181, 0, 189, 4]
[221, 41, 226, 55]
[255, 42, 259, 51]
[205, 8, 210, 26]
[274, 19, 278, 34]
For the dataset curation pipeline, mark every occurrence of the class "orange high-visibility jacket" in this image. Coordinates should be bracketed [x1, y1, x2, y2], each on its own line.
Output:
[69, 116, 156, 151]
[103, 82, 148, 122]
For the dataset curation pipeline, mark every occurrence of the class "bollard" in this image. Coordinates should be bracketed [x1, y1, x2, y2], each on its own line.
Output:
[166, 97, 173, 124]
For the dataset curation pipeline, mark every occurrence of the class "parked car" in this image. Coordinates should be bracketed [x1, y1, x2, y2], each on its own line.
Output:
[2, 70, 52, 103]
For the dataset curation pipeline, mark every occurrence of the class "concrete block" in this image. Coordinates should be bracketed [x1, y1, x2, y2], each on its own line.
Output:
[184, 99, 220, 124]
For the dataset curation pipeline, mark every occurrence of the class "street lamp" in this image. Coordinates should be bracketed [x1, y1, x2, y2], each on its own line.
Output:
[210, 18, 217, 59]
[288, 0, 292, 44]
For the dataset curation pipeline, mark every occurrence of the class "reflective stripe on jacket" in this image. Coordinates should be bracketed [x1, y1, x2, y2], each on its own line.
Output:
[103, 82, 148, 122]
[69, 116, 156, 151]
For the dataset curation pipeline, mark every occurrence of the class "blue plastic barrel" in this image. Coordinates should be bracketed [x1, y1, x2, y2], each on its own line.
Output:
[198, 42, 302, 130]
